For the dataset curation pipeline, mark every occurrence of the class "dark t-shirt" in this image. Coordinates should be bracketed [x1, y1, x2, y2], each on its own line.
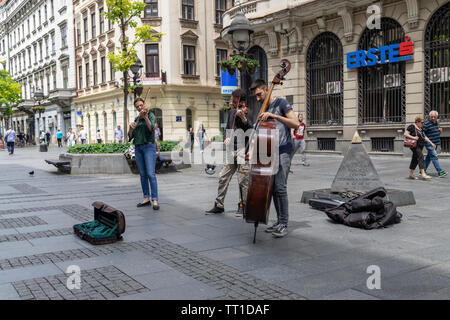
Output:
[407, 124, 425, 149]
[266, 98, 294, 154]
[131, 113, 156, 146]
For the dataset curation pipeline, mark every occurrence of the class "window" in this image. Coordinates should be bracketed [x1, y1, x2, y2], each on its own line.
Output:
[79, 65, 83, 89]
[45, 37, 49, 57]
[186, 108, 192, 131]
[215, 0, 226, 25]
[44, 5, 47, 21]
[216, 49, 227, 76]
[113, 111, 117, 128]
[108, 17, 113, 31]
[77, 23, 81, 46]
[28, 47, 31, 66]
[50, 0, 54, 17]
[47, 73, 50, 93]
[182, 0, 194, 20]
[145, 44, 159, 77]
[39, 41, 42, 61]
[38, 9, 41, 26]
[61, 25, 67, 48]
[306, 33, 343, 126]
[99, 8, 105, 34]
[52, 70, 56, 90]
[93, 59, 98, 86]
[51, 33, 55, 53]
[33, 15, 36, 30]
[62, 66, 68, 89]
[27, 19, 30, 35]
[33, 43, 37, 63]
[110, 62, 115, 81]
[101, 57, 106, 83]
[86, 63, 90, 88]
[183, 45, 195, 75]
[144, 0, 158, 18]
[84, 17, 88, 42]
[91, 13, 96, 38]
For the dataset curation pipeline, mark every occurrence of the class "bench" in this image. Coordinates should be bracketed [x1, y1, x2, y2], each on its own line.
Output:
[45, 159, 71, 173]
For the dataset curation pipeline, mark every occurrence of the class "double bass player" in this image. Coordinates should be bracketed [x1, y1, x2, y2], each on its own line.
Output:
[251, 79, 300, 238]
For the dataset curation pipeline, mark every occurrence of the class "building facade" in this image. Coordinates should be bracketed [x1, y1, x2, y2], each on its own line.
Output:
[73, 0, 235, 144]
[0, 0, 76, 143]
[222, 0, 450, 156]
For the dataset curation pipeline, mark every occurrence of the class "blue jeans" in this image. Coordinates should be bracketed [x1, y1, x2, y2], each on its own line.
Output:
[135, 143, 158, 201]
[7, 142, 14, 154]
[156, 155, 165, 171]
[425, 144, 443, 174]
[81, 139, 86, 144]
[200, 137, 205, 151]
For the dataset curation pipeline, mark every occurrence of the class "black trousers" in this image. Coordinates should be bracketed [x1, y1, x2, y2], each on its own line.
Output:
[410, 146, 425, 170]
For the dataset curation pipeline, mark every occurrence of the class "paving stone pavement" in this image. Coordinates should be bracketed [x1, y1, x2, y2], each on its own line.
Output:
[1, 146, 450, 300]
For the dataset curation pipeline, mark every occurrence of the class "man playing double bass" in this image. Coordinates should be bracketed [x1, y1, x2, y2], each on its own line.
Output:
[206, 88, 253, 217]
[251, 79, 300, 238]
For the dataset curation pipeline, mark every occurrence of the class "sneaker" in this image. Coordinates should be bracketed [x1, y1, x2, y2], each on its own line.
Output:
[265, 223, 280, 233]
[439, 171, 449, 177]
[272, 224, 288, 238]
[205, 204, 224, 215]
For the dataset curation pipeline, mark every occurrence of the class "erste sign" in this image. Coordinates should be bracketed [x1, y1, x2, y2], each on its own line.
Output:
[347, 36, 413, 69]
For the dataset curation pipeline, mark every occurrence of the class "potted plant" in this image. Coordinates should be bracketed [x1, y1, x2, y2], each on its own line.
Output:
[247, 58, 260, 74]
[31, 105, 45, 114]
[234, 55, 248, 73]
[220, 57, 237, 76]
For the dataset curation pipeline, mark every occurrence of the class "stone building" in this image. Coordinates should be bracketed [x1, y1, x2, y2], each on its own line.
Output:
[0, 0, 76, 143]
[73, 0, 235, 144]
[222, 0, 450, 156]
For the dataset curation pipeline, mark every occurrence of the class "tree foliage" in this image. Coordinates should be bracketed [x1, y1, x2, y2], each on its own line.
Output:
[0, 70, 21, 118]
[104, 0, 162, 73]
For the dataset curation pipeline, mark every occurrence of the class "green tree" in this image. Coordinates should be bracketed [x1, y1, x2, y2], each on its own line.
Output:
[0, 69, 21, 134]
[103, 0, 162, 138]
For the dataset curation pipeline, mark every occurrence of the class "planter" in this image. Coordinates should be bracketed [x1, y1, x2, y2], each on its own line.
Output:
[227, 65, 236, 76]
[134, 86, 144, 96]
[237, 60, 247, 73]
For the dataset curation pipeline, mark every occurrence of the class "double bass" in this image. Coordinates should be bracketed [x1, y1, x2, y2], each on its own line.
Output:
[244, 59, 291, 243]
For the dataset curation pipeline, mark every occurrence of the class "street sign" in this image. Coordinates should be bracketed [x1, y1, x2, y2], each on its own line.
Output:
[221, 70, 237, 95]
[140, 77, 162, 85]
[77, 111, 82, 116]
[176, 116, 182, 122]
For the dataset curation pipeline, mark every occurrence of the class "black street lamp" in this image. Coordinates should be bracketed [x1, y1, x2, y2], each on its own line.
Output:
[223, 11, 254, 56]
[130, 56, 144, 100]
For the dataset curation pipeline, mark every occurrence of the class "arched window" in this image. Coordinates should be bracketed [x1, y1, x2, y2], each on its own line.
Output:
[186, 108, 193, 131]
[306, 32, 343, 126]
[150, 108, 163, 140]
[425, 2, 450, 120]
[358, 18, 406, 124]
[112, 111, 117, 128]
[245, 45, 268, 124]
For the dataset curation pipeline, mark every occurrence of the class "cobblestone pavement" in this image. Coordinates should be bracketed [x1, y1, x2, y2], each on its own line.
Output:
[1, 146, 450, 300]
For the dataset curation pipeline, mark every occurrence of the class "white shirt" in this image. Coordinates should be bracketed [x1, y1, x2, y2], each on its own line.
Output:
[79, 130, 87, 139]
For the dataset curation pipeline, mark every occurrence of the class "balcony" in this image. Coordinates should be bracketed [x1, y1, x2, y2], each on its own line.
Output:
[48, 89, 76, 108]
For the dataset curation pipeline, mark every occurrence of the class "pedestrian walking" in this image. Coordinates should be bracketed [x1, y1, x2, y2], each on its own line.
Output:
[290, 113, 309, 167]
[188, 127, 195, 153]
[45, 131, 51, 146]
[4, 127, 16, 155]
[96, 130, 102, 143]
[423, 111, 448, 177]
[197, 124, 207, 153]
[114, 125, 124, 143]
[154, 123, 161, 142]
[404, 115, 435, 180]
[39, 130, 45, 144]
[128, 98, 159, 210]
[79, 126, 87, 144]
[67, 128, 76, 147]
[56, 129, 63, 148]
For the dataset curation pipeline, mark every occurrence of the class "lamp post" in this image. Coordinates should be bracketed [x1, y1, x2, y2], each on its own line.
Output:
[33, 87, 44, 145]
[130, 56, 144, 100]
[122, 56, 144, 140]
[223, 11, 254, 57]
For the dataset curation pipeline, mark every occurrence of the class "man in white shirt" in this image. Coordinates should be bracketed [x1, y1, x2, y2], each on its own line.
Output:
[79, 127, 87, 144]
[4, 127, 16, 155]
[114, 125, 124, 143]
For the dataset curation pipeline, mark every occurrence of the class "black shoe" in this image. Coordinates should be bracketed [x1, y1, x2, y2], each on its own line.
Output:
[205, 204, 224, 215]
[265, 223, 280, 233]
[272, 224, 288, 238]
[137, 201, 151, 208]
[153, 203, 160, 210]
[235, 204, 244, 217]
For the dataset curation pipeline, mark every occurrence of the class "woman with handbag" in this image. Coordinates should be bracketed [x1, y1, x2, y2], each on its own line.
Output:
[404, 115, 435, 180]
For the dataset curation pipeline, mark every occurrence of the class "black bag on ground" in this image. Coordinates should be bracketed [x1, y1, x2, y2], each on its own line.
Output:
[324, 187, 402, 230]
[73, 202, 126, 245]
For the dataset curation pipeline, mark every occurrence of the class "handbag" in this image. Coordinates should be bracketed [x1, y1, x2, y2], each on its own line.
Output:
[404, 126, 418, 148]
